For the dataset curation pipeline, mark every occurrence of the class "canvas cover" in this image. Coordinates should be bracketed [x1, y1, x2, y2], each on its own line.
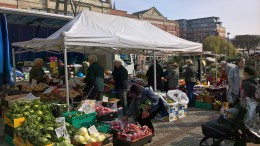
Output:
[12, 10, 202, 54]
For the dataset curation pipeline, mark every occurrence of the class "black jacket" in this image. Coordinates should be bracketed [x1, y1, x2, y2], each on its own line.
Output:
[112, 65, 129, 90]
[146, 63, 164, 89]
[184, 64, 197, 83]
[242, 76, 258, 98]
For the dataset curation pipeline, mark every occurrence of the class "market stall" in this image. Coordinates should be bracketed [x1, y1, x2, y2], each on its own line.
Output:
[12, 10, 202, 111]
[8, 10, 203, 145]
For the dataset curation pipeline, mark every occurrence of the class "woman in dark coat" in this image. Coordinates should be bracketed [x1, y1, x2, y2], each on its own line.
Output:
[146, 60, 164, 90]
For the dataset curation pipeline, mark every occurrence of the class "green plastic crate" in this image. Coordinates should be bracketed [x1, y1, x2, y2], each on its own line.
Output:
[195, 101, 212, 110]
[62, 111, 97, 126]
[80, 121, 111, 133]
[4, 134, 15, 146]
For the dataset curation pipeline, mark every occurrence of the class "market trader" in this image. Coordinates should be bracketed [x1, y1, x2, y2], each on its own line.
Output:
[123, 84, 163, 135]
[29, 58, 50, 84]
[83, 55, 104, 101]
[112, 60, 129, 115]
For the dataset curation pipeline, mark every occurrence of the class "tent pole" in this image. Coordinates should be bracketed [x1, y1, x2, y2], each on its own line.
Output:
[153, 51, 157, 91]
[63, 41, 70, 112]
[200, 54, 202, 83]
[12, 47, 16, 85]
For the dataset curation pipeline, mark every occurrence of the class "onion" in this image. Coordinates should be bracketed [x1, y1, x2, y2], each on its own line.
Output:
[78, 127, 88, 136]
[84, 134, 91, 142]
[89, 138, 97, 143]
[77, 135, 85, 143]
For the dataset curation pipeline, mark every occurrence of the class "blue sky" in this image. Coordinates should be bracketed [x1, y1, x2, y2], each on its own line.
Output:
[113, 0, 260, 38]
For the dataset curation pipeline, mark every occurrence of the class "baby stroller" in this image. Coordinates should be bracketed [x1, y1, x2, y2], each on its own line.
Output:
[200, 103, 260, 146]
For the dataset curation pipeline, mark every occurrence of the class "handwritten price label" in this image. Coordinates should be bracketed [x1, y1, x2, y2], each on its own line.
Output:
[43, 86, 55, 94]
[55, 126, 70, 142]
[78, 103, 91, 114]
[102, 96, 109, 102]
[26, 93, 36, 99]
[56, 117, 65, 125]
[88, 125, 99, 135]
[31, 79, 37, 87]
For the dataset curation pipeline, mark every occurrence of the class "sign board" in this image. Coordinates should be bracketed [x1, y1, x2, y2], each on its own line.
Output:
[88, 125, 99, 135]
[55, 126, 70, 142]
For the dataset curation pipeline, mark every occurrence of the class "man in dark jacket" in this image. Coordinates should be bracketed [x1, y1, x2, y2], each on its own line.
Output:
[84, 55, 104, 101]
[112, 60, 129, 115]
[146, 60, 164, 91]
[241, 66, 258, 99]
[184, 59, 197, 107]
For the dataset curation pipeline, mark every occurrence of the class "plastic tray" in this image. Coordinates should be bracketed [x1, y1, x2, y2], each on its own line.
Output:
[4, 123, 14, 137]
[62, 111, 97, 126]
[116, 134, 152, 146]
[80, 121, 111, 133]
[195, 101, 212, 110]
[4, 134, 14, 146]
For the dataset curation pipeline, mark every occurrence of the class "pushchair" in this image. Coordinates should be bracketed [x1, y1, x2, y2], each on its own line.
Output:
[200, 103, 260, 146]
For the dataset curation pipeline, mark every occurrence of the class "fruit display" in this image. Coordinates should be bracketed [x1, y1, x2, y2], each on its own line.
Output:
[73, 127, 106, 144]
[95, 105, 115, 116]
[38, 93, 63, 101]
[117, 124, 152, 142]
[24, 84, 49, 92]
[59, 90, 80, 98]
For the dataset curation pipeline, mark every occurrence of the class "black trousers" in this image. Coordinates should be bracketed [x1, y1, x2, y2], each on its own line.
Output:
[137, 100, 163, 133]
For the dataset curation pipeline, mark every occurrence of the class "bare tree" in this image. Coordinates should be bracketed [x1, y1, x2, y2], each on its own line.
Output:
[232, 35, 260, 55]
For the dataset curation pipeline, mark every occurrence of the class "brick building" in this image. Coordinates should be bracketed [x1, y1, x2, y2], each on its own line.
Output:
[176, 17, 226, 43]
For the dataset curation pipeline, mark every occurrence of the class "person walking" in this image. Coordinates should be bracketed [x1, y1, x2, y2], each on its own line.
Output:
[112, 60, 129, 115]
[167, 63, 179, 90]
[228, 57, 245, 106]
[184, 59, 197, 107]
[83, 55, 104, 101]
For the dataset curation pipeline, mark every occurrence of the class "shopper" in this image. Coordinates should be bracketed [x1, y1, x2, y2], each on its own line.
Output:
[146, 60, 164, 90]
[220, 61, 236, 77]
[184, 59, 197, 107]
[29, 58, 50, 84]
[83, 55, 104, 101]
[228, 57, 245, 106]
[57, 59, 65, 78]
[112, 60, 129, 115]
[167, 63, 179, 90]
[77, 61, 89, 76]
[241, 66, 258, 99]
[123, 84, 163, 134]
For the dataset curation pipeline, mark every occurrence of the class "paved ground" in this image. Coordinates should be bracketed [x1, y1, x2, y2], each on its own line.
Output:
[148, 107, 222, 146]
[0, 107, 234, 146]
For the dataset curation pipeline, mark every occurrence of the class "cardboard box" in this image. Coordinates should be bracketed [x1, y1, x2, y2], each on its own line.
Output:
[155, 99, 179, 122]
[178, 104, 187, 119]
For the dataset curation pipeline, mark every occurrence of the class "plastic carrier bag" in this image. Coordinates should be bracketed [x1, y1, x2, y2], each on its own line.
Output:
[167, 89, 189, 105]
[244, 97, 260, 138]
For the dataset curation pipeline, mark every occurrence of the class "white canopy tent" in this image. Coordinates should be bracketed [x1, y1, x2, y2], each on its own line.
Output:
[12, 10, 202, 110]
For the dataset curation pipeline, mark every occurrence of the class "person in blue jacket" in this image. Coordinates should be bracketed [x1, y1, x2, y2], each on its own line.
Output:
[123, 84, 163, 134]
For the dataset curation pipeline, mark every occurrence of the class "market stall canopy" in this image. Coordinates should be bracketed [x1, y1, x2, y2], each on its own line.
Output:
[12, 10, 202, 54]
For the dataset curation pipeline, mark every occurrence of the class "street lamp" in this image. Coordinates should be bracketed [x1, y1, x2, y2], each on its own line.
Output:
[227, 32, 230, 57]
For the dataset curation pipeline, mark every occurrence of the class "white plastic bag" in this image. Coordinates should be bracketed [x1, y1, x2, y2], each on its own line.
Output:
[167, 89, 189, 105]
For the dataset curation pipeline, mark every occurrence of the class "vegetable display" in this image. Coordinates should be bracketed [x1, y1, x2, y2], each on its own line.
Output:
[73, 127, 106, 144]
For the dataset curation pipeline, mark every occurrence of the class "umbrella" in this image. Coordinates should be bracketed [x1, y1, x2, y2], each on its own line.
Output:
[0, 13, 12, 87]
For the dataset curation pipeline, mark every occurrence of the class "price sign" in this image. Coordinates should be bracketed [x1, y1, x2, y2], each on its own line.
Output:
[78, 103, 91, 114]
[102, 96, 109, 102]
[31, 79, 37, 87]
[55, 126, 71, 142]
[59, 79, 64, 85]
[88, 125, 99, 135]
[26, 93, 36, 99]
[56, 117, 65, 125]
[43, 86, 55, 94]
